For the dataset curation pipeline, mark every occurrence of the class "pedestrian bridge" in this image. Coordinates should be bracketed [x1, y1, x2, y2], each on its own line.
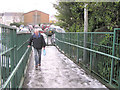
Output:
[0, 24, 120, 89]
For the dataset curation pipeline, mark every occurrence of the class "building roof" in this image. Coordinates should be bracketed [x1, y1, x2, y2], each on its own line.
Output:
[24, 10, 49, 15]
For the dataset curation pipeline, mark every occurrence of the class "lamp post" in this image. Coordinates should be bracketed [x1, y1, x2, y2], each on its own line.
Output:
[84, 3, 88, 33]
[83, 3, 88, 64]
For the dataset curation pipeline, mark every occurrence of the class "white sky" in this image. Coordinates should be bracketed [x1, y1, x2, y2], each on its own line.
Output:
[0, 0, 58, 20]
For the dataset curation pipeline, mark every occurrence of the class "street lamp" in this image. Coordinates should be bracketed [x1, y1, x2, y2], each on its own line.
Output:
[83, 3, 88, 64]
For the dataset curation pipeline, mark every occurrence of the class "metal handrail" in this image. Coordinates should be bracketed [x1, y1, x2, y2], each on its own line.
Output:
[1, 48, 30, 89]
[56, 38, 120, 61]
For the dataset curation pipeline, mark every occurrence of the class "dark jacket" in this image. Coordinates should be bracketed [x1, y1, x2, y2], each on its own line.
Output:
[28, 33, 46, 49]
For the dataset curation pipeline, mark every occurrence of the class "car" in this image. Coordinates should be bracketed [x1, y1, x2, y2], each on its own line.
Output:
[19, 26, 31, 33]
[53, 26, 65, 33]
[45, 27, 54, 36]
[56, 28, 65, 33]
[11, 25, 20, 33]
[19, 25, 24, 29]
[28, 24, 34, 32]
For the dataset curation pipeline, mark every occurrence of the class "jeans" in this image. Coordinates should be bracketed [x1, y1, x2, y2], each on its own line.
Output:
[33, 48, 41, 66]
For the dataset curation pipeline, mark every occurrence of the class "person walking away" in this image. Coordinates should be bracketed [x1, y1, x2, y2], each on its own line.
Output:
[28, 29, 46, 69]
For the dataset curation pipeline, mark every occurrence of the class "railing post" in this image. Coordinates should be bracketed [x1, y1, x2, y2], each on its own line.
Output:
[70, 33, 71, 58]
[61, 33, 65, 54]
[90, 33, 93, 71]
[110, 28, 116, 85]
[47, 35, 48, 45]
[0, 27, 2, 88]
[65, 33, 66, 54]
[0, 53, 2, 88]
[13, 29, 17, 87]
[77, 33, 79, 63]
[61, 33, 62, 51]
[119, 64, 120, 90]
[55, 32, 57, 46]
[2, 27, 5, 84]
[10, 29, 15, 88]
[83, 32, 88, 64]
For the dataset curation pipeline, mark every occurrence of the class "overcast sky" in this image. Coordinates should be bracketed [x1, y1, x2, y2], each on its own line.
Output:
[0, 0, 57, 19]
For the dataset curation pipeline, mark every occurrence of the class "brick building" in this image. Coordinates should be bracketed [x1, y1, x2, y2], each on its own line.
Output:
[24, 10, 49, 25]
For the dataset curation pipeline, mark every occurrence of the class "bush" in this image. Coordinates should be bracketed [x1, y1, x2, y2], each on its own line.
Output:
[10, 22, 23, 27]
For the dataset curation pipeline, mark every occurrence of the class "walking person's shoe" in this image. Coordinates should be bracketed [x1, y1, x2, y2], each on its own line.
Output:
[38, 64, 41, 66]
[35, 65, 38, 70]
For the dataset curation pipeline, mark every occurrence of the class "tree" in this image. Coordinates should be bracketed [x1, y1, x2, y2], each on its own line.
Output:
[88, 2, 120, 32]
[54, 2, 120, 32]
[54, 2, 84, 32]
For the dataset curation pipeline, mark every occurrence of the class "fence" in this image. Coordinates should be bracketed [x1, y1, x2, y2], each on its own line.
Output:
[55, 28, 120, 89]
[0, 24, 32, 89]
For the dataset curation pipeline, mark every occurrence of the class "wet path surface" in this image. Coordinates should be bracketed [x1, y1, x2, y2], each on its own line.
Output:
[23, 46, 108, 89]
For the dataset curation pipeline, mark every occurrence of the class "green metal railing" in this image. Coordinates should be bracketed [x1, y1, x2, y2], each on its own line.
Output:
[55, 28, 120, 89]
[0, 24, 32, 89]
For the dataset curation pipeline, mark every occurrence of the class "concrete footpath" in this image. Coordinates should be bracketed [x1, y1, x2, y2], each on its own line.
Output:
[23, 46, 108, 89]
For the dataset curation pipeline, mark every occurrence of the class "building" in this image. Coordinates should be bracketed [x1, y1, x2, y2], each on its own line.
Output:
[24, 10, 49, 25]
[0, 12, 24, 25]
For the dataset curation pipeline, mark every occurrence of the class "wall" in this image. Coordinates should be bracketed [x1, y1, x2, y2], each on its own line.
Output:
[24, 10, 49, 25]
